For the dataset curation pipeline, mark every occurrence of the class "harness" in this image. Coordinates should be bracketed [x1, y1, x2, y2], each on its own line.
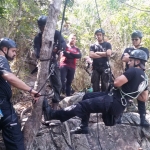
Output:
[118, 74, 148, 106]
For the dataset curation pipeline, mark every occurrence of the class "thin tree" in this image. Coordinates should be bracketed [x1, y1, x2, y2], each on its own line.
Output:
[23, 0, 62, 149]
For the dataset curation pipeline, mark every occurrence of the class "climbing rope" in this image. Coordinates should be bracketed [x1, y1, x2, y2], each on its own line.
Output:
[96, 113, 103, 150]
[94, 0, 102, 28]
[118, 74, 148, 106]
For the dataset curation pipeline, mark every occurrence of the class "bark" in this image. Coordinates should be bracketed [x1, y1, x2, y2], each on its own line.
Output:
[23, 0, 62, 149]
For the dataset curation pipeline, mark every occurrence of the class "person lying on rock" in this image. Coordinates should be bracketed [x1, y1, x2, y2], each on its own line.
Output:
[43, 49, 149, 134]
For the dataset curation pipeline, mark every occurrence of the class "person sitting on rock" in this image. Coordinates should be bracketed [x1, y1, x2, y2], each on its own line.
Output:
[42, 49, 149, 134]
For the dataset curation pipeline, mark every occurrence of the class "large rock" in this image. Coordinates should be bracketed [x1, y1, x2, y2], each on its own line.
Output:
[1, 94, 150, 150]
[31, 94, 150, 150]
[32, 114, 150, 150]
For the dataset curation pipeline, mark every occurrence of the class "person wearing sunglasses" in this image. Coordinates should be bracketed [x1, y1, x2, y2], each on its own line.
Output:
[121, 30, 149, 71]
[120, 31, 149, 127]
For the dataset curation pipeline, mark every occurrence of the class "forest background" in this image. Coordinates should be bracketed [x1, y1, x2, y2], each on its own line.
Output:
[0, 0, 150, 96]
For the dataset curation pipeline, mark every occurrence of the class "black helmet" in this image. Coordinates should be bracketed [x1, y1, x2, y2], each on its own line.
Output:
[131, 30, 143, 39]
[129, 49, 147, 62]
[95, 28, 105, 35]
[37, 15, 47, 27]
[0, 37, 17, 50]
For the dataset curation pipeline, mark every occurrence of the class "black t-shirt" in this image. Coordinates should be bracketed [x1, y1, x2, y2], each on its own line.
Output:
[121, 47, 149, 70]
[33, 30, 66, 61]
[90, 42, 112, 68]
[114, 67, 147, 100]
[0, 56, 12, 99]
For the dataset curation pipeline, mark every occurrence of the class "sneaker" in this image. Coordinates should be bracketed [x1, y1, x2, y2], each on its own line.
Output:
[42, 98, 53, 121]
[126, 102, 138, 112]
[70, 126, 89, 134]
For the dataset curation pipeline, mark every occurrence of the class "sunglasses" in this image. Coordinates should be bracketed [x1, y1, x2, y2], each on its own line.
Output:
[132, 39, 139, 41]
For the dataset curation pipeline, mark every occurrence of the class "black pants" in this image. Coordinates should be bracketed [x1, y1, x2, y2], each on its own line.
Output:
[50, 66, 62, 103]
[0, 98, 24, 150]
[91, 69, 109, 92]
[60, 66, 75, 96]
[51, 92, 125, 127]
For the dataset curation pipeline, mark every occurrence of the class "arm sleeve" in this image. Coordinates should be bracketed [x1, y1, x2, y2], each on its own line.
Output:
[63, 51, 74, 59]
[33, 36, 41, 59]
[54, 30, 66, 51]
[89, 44, 95, 52]
[123, 67, 135, 81]
[106, 42, 112, 50]
[69, 48, 82, 58]
[60, 35, 66, 51]
[0, 57, 11, 76]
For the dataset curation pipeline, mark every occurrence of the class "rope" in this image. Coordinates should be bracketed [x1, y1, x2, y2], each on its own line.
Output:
[120, 1, 150, 13]
[60, 123, 73, 150]
[96, 113, 103, 150]
[119, 74, 148, 106]
[94, 0, 102, 28]
[34, 63, 55, 98]
[60, 0, 68, 35]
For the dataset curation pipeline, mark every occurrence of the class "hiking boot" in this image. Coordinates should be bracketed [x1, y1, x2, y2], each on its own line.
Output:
[127, 101, 138, 112]
[42, 98, 53, 121]
[70, 126, 89, 134]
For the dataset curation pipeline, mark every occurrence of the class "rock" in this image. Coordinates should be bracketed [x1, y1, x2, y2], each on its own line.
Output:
[1, 94, 150, 150]
[30, 94, 150, 150]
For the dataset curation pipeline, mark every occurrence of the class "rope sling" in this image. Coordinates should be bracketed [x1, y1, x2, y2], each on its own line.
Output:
[117, 74, 149, 106]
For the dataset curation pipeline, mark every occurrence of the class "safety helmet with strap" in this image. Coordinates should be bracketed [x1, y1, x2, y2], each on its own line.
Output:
[131, 30, 143, 39]
[95, 28, 105, 35]
[0, 37, 17, 60]
[129, 49, 147, 70]
[37, 15, 47, 27]
[129, 49, 147, 62]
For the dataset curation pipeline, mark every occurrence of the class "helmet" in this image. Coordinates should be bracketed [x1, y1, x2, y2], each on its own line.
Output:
[37, 15, 47, 27]
[129, 49, 147, 62]
[95, 28, 105, 35]
[0, 37, 17, 50]
[131, 30, 143, 39]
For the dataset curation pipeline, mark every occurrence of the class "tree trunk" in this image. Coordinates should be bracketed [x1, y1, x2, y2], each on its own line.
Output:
[23, 0, 62, 149]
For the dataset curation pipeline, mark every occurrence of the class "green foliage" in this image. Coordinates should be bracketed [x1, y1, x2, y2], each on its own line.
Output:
[1, 0, 150, 59]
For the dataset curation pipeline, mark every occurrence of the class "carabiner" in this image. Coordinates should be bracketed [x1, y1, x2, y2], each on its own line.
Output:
[121, 97, 127, 106]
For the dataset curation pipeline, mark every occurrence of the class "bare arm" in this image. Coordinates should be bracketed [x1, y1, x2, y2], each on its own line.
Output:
[95, 49, 112, 57]
[137, 90, 149, 102]
[122, 53, 130, 62]
[2, 72, 38, 95]
[89, 51, 101, 58]
[114, 75, 128, 87]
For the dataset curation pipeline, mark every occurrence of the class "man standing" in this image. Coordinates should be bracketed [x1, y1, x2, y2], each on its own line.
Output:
[60, 34, 82, 96]
[122, 30, 149, 70]
[43, 49, 149, 134]
[34, 15, 66, 109]
[121, 31, 149, 126]
[0, 38, 39, 149]
[89, 28, 112, 92]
